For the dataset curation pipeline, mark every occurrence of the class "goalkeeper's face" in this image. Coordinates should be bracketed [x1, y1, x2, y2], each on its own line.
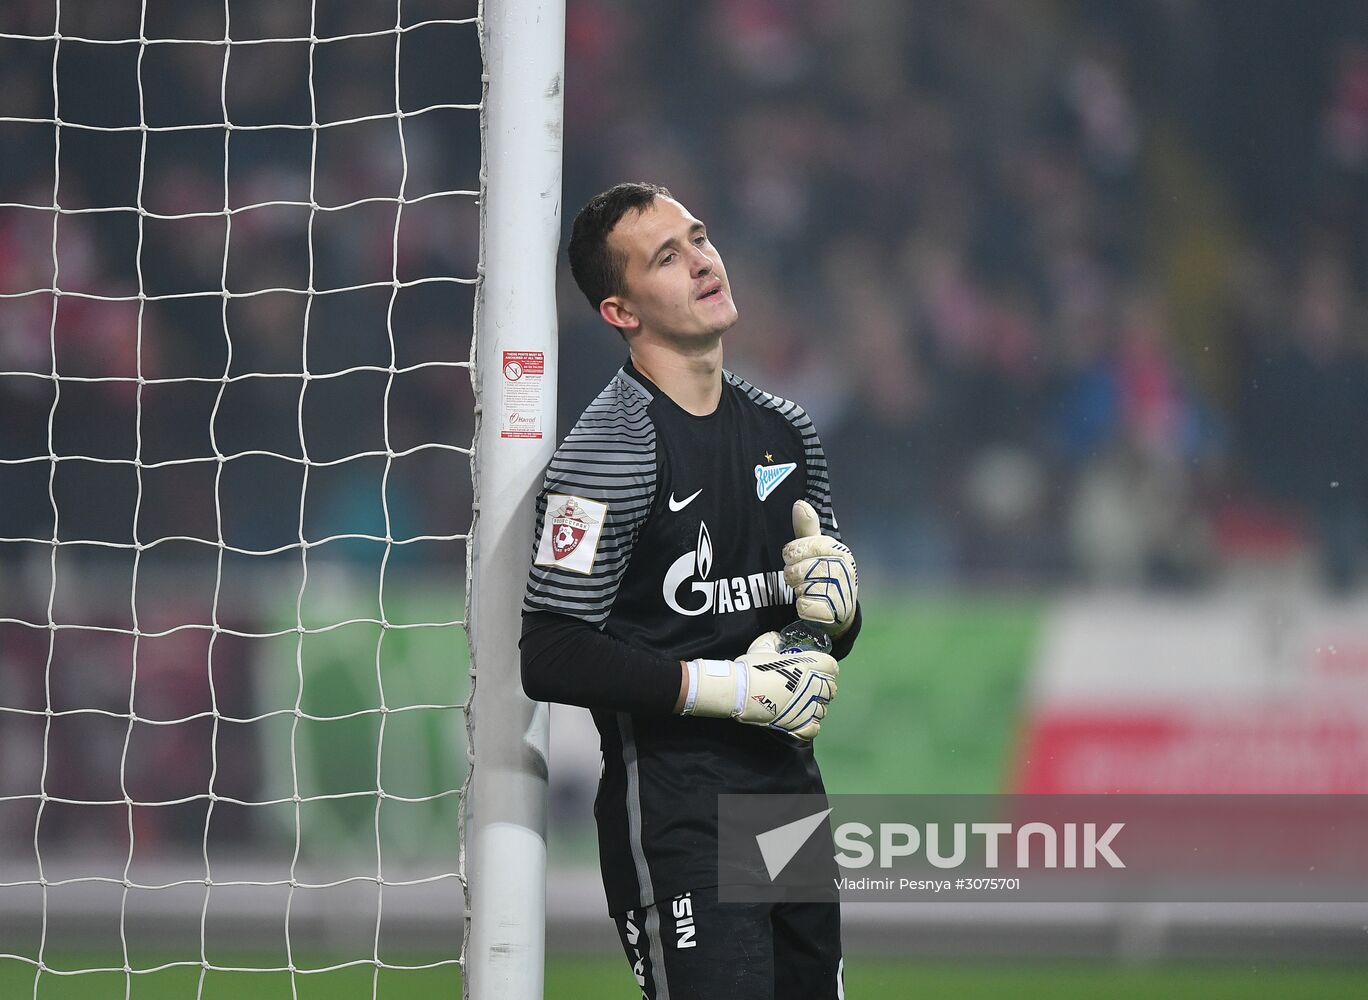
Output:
[602, 196, 738, 344]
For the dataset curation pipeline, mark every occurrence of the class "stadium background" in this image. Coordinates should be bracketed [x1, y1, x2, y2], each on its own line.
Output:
[3, 0, 1368, 996]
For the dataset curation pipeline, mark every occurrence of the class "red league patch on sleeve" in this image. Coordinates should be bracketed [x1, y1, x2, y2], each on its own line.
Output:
[534, 494, 608, 575]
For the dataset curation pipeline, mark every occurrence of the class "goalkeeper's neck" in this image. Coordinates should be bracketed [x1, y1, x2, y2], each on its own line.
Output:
[630, 337, 724, 417]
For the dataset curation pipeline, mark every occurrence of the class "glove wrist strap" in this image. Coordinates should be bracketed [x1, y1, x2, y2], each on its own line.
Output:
[681, 660, 700, 715]
[685, 658, 745, 718]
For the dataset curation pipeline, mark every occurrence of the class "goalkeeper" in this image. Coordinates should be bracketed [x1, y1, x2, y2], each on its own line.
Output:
[521, 183, 861, 1000]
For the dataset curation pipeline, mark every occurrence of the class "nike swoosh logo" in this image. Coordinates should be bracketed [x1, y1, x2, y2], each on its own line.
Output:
[668, 488, 703, 512]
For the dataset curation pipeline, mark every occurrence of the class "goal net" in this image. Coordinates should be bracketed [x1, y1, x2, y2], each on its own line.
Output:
[0, 1, 559, 997]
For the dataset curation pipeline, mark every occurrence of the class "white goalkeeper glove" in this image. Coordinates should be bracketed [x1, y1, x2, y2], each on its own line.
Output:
[682, 631, 838, 741]
[783, 499, 858, 637]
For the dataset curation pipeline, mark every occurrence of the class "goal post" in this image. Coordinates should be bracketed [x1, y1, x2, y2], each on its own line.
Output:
[466, 1, 563, 998]
[0, 0, 562, 996]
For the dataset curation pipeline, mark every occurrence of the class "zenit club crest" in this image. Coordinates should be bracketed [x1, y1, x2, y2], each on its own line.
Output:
[754, 461, 797, 501]
[535, 494, 608, 575]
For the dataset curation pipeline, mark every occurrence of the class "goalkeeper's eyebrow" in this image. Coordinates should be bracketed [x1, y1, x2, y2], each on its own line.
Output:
[650, 222, 706, 263]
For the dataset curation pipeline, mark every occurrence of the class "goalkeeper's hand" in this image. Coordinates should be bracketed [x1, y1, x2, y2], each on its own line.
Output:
[783, 499, 859, 637]
[682, 631, 838, 741]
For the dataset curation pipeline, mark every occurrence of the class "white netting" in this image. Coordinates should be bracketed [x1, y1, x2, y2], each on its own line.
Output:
[0, 0, 481, 994]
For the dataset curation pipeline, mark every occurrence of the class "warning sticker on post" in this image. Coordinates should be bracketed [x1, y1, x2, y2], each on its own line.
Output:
[500, 350, 545, 439]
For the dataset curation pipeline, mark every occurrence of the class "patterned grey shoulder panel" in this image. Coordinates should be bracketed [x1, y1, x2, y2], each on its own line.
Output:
[523, 370, 659, 623]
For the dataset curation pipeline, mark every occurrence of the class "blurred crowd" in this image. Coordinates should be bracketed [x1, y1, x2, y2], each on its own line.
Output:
[3, 0, 1368, 595]
[0, 0, 481, 850]
[6, 0, 1368, 858]
[556, 0, 1368, 593]
[0, 0, 481, 582]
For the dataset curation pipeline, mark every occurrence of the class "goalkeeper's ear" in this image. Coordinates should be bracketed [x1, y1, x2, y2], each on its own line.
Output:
[598, 295, 639, 334]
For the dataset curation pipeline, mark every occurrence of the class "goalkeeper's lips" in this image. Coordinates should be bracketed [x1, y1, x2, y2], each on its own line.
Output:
[695, 280, 725, 301]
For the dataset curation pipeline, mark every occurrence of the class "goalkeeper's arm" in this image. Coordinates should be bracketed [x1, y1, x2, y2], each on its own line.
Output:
[521, 611, 685, 714]
[521, 613, 837, 738]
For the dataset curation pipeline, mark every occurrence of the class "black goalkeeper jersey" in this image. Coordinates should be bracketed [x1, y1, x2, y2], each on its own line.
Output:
[523, 361, 848, 914]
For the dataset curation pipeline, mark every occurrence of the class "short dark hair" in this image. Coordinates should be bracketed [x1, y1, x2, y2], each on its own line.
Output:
[567, 182, 672, 312]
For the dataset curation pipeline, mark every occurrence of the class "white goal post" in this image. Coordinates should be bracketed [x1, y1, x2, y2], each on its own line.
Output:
[466, 1, 562, 999]
[0, 0, 561, 997]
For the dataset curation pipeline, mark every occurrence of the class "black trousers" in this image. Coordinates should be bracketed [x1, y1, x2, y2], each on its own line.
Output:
[613, 885, 843, 1000]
